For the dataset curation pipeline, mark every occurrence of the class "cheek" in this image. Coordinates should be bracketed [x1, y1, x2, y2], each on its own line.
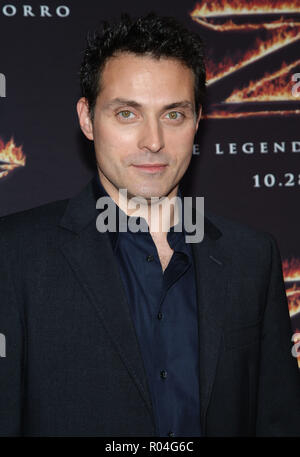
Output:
[166, 120, 195, 140]
[165, 126, 195, 157]
[96, 122, 138, 153]
[92, 115, 138, 178]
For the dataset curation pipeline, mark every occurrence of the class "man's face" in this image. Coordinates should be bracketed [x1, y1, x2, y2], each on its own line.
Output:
[77, 52, 201, 201]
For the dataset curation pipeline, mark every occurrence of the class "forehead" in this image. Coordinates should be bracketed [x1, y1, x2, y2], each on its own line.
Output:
[98, 52, 195, 105]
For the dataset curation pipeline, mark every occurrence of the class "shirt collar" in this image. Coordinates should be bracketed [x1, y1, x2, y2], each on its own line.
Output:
[92, 171, 189, 252]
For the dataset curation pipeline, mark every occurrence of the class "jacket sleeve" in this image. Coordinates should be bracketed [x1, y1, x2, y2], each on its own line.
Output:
[255, 233, 300, 436]
[0, 230, 25, 436]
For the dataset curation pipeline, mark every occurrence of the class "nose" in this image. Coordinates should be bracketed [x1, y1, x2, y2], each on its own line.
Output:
[137, 117, 165, 153]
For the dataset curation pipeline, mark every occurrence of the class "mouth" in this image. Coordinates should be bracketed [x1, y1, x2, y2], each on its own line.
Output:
[132, 164, 168, 174]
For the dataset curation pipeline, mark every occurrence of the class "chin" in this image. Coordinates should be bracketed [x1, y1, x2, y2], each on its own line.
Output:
[142, 183, 166, 194]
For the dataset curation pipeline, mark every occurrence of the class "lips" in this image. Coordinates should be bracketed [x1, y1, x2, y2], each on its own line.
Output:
[133, 163, 167, 172]
[132, 164, 167, 173]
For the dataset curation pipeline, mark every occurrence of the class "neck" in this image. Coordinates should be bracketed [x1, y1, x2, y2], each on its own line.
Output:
[97, 170, 181, 239]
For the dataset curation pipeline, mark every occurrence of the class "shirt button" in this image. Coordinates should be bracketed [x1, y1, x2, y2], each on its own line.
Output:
[157, 312, 163, 320]
[146, 255, 154, 262]
[160, 370, 167, 379]
[168, 431, 175, 437]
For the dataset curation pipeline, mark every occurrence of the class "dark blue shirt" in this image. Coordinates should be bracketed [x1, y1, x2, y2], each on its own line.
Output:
[92, 173, 201, 437]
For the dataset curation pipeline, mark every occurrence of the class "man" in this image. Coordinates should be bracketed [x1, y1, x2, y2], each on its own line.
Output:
[0, 13, 300, 437]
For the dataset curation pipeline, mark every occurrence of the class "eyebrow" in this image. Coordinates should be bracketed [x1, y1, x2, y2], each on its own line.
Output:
[104, 98, 194, 111]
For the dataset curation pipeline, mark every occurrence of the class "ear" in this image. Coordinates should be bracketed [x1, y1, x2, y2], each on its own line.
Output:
[76, 97, 94, 141]
[195, 105, 202, 131]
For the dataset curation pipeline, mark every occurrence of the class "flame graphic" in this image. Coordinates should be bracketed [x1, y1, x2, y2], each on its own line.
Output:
[286, 284, 300, 317]
[0, 137, 26, 179]
[283, 258, 300, 282]
[226, 60, 300, 102]
[283, 258, 300, 318]
[206, 27, 300, 84]
[190, 0, 300, 18]
[203, 109, 300, 119]
[191, 17, 300, 32]
[190, 0, 300, 118]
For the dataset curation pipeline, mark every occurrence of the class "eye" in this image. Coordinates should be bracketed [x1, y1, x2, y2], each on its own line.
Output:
[166, 111, 184, 120]
[117, 110, 135, 120]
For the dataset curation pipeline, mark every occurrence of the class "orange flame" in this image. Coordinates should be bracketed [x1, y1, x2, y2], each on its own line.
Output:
[190, 0, 300, 18]
[283, 258, 300, 318]
[283, 258, 300, 282]
[203, 109, 300, 119]
[0, 137, 26, 179]
[191, 1, 300, 118]
[192, 17, 300, 32]
[286, 284, 300, 317]
[226, 60, 300, 102]
[206, 26, 300, 83]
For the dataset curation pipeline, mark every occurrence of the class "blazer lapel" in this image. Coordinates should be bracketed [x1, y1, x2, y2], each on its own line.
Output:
[191, 211, 231, 435]
[58, 176, 229, 436]
[58, 178, 155, 426]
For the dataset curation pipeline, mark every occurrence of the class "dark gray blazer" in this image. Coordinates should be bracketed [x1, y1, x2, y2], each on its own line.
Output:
[1, 176, 300, 436]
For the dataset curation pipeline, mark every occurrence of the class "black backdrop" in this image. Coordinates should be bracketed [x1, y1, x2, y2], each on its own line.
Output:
[0, 0, 299, 369]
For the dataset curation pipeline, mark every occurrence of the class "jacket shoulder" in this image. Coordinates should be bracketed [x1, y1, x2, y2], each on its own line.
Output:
[205, 209, 276, 247]
[0, 198, 69, 239]
[203, 210, 280, 274]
